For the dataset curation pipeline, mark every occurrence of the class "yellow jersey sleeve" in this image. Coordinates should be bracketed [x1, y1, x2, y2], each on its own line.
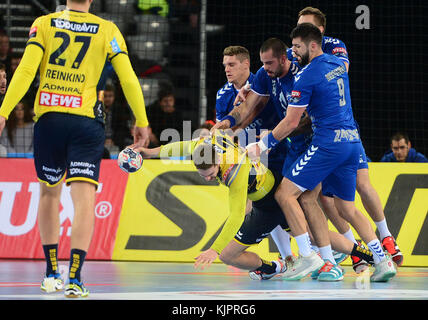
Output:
[211, 160, 251, 254]
[0, 44, 43, 119]
[106, 22, 128, 60]
[111, 53, 148, 127]
[158, 140, 198, 158]
[11, 9, 147, 126]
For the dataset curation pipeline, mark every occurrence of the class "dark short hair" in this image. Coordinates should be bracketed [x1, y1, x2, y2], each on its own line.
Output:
[192, 143, 218, 170]
[0, 63, 5, 71]
[260, 38, 288, 59]
[290, 22, 322, 46]
[157, 81, 174, 100]
[391, 132, 410, 144]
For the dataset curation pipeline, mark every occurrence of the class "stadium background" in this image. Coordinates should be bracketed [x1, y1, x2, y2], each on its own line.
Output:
[0, 1, 427, 266]
[0, 0, 426, 160]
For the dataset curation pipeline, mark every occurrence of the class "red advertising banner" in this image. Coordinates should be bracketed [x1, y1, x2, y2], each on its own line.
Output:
[0, 159, 128, 260]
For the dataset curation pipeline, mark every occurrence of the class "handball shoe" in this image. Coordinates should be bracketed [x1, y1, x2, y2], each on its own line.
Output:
[64, 278, 89, 298]
[333, 250, 349, 264]
[41, 273, 64, 293]
[370, 255, 396, 282]
[317, 261, 344, 282]
[382, 236, 403, 267]
[282, 251, 324, 281]
[249, 260, 286, 280]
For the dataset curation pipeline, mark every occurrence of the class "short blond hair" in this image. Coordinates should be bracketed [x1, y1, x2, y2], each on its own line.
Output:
[223, 46, 250, 63]
[298, 7, 327, 30]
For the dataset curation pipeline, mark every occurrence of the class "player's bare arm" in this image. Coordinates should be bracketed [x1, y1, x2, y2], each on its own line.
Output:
[288, 111, 312, 137]
[233, 83, 252, 106]
[211, 91, 268, 131]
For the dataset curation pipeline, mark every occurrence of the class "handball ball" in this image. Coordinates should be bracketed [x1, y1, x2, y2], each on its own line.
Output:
[117, 147, 143, 173]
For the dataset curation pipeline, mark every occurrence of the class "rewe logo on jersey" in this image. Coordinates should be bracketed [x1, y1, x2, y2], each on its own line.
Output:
[39, 91, 82, 108]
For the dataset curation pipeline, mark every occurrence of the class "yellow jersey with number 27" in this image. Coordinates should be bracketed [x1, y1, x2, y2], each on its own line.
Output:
[27, 9, 127, 121]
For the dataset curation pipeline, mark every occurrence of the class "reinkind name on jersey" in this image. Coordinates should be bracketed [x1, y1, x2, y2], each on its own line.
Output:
[51, 18, 99, 34]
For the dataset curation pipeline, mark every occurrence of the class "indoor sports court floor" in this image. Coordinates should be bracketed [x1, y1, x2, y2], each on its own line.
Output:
[1, 260, 428, 300]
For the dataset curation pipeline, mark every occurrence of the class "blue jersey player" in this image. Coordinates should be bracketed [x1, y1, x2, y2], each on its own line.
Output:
[215, 45, 294, 267]
[216, 38, 318, 272]
[216, 46, 284, 172]
[248, 23, 396, 282]
[297, 7, 403, 268]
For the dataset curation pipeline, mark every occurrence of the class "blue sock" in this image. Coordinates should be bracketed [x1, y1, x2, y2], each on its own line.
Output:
[69, 248, 87, 282]
[42, 244, 58, 276]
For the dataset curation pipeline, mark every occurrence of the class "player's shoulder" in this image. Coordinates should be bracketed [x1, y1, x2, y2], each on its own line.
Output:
[323, 35, 347, 47]
[216, 82, 235, 100]
[323, 35, 348, 57]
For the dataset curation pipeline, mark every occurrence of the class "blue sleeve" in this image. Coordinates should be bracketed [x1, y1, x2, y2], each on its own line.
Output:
[325, 38, 349, 64]
[380, 151, 394, 162]
[287, 70, 314, 108]
[415, 153, 428, 163]
[215, 85, 234, 121]
[251, 67, 271, 96]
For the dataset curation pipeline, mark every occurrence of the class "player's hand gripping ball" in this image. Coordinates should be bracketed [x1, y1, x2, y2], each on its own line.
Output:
[117, 147, 143, 173]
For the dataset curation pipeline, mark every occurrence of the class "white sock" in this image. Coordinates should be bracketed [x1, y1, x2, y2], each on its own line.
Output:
[270, 225, 293, 257]
[367, 239, 386, 264]
[273, 260, 282, 273]
[342, 228, 358, 244]
[311, 245, 320, 253]
[374, 218, 392, 239]
[319, 245, 336, 265]
[294, 233, 312, 257]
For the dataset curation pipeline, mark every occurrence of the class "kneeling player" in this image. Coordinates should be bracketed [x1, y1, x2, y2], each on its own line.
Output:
[134, 130, 374, 280]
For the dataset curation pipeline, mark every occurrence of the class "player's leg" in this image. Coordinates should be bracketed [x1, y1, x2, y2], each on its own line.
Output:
[274, 178, 324, 280]
[222, 205, 287, 280]
[356, 168, 403, 266]
[38, 182, 65, 292]
[220, 241, 285, 280]
[298, 184, 335, 264]
[320, 183, 371, 272]
[33, 113, 68, 293]
[334, 198, 396, 282]
[319, 193, 354, 238]
[270, 225, 293, 259]
[63, 115, 105, 298]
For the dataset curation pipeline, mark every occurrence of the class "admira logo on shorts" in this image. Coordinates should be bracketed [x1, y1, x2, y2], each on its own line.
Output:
[51, 18, 99, 34]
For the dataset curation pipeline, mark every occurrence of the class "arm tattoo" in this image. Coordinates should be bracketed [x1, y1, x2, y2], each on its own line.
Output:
[230, 109, 242, 126]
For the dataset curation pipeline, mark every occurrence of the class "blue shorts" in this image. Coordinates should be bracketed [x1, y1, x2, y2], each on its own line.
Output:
[358, 141, 369, 170]
[33, 112, 105, 187]
[281, 144, 306, 176]
[285, 142, 360, 201]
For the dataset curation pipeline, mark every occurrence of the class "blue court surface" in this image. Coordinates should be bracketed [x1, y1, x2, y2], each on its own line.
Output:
[0, 259, 427, 301]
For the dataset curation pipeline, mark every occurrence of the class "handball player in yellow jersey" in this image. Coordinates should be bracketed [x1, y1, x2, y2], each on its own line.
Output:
[0, 0, 149, 298]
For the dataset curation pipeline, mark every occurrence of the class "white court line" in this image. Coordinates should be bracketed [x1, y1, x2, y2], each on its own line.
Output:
[1, 289, 428, 300]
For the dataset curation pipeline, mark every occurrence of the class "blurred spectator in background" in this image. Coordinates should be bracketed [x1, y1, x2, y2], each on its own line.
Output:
[103, 83, 134, 152]
[0, 100, 34, 156]
[0, 63, 7, 156]
[9, 52, 22, 80]
[380, 132, 428, 163]
[137, 0, 170, 17]
[0, 32, 11, 76]
[0, 63, 6, 103]
[147, 82, 183, 146]
[170, 0, 200, 28]
[197, 119, 214, 137]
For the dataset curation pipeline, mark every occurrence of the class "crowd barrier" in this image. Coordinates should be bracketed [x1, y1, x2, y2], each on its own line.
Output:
[0, 159, 427, 266]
